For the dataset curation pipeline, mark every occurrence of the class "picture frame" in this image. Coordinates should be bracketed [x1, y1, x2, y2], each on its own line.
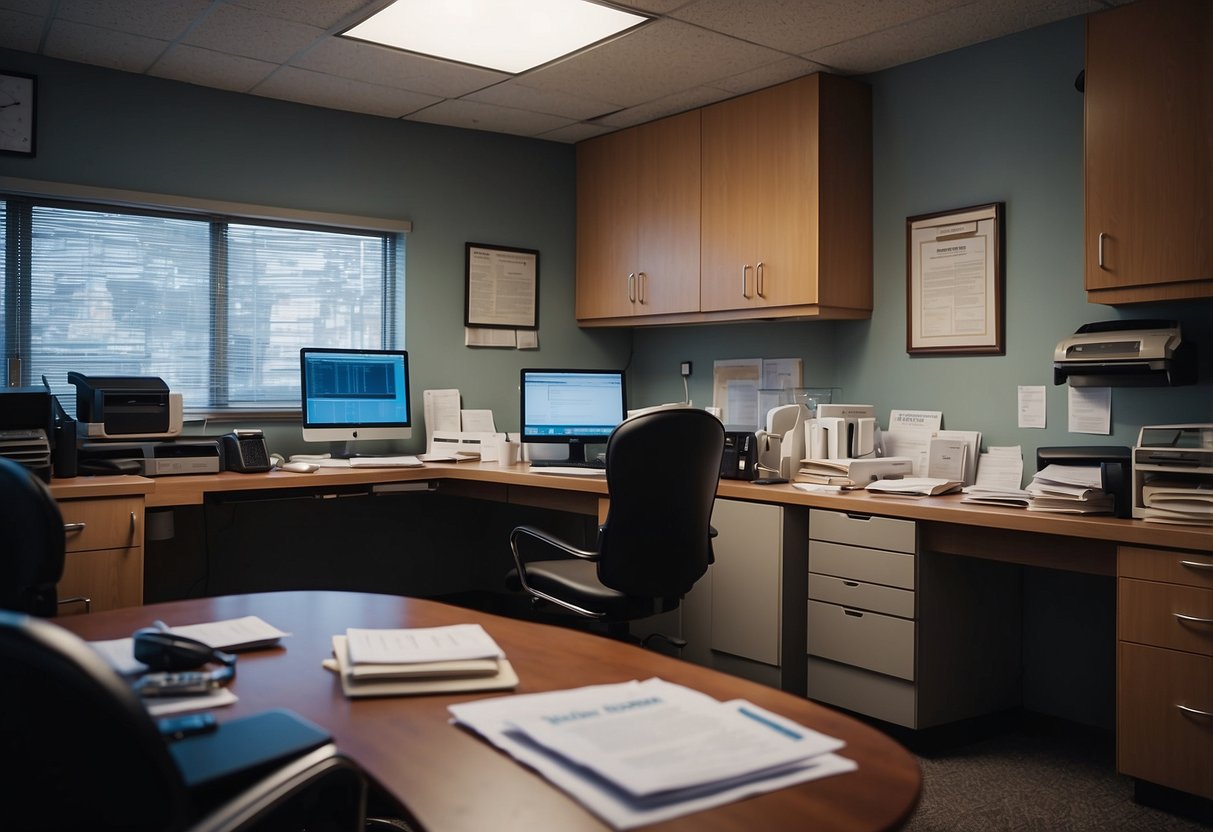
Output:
[464, 242, 539, 330]
[906, 202, 1004, 356]
[0, 70, 36, 157]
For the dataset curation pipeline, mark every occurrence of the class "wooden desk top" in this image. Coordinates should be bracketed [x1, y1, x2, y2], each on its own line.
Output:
[56, 591, 922, 832]
[50, 462, 1212, 552]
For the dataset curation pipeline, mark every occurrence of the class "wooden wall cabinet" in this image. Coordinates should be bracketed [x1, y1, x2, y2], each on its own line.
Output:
[575, 110, 701, 320]
[1117, 545, 1213, 800]
[1084, 0, 1213, 303]
[56, 496, 144, 615]
[700, 73, 872, 318]
[575, 72, 872, 327]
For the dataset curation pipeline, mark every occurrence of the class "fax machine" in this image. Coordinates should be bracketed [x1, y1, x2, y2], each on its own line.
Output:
[1053, 320, 1195, 387]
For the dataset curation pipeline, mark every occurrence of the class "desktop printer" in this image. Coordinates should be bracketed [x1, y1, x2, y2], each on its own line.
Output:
[1132, 424, 1213, 522]
[69, 372, 184, 439]
[1053, 320, 1196, 387]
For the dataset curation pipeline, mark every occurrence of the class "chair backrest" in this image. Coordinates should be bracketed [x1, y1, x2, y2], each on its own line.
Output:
[596, 408, 725, 599]
[0, 457, 66, 615]
[0, 609, 194, 832]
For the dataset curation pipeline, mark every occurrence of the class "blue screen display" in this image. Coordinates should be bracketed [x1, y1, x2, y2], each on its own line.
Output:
[521, 369, 625, 441]
[301, 349, 410, 428]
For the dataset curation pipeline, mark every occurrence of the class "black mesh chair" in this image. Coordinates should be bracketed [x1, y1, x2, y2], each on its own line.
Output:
[0, 609, 423, 832]
[0, 457, 66, 616]
[508, 407, 725, 644]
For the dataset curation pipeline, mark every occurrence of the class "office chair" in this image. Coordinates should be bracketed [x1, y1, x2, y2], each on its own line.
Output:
[0, 457, 66, 616]
[508, 407, 725, 645]
[0, 609, 424, 832]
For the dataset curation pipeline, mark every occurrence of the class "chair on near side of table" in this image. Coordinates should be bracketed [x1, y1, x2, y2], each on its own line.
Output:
[0, 457, 66, 616]
[507, 407, 725, 647]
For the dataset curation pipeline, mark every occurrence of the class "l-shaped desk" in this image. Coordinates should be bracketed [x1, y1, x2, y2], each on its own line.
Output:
[49, 461, 1213, 804]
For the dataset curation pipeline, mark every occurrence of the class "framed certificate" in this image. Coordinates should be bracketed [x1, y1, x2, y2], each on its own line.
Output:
[464, 242, 539, 330]
[906, 203, 1004, 355]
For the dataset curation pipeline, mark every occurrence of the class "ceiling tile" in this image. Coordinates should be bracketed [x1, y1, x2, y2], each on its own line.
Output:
[464, 79, 622, 121]
[404, 98, 575, 138]
[707, 56, 828, 94]
[183, 3, 325, 64]
[292, 36, 507, 98]
[44, 20, 167, 73]
[254, 65, 441, 118]
[0, 9, 48, 53]
[221, 0, 373, 30]
[594, 85, 736, 128]
[539, 121, 617, 143]
[0, 0, 54, 14]
[151, 44, 277, 92]
[56, 0, 211, 41]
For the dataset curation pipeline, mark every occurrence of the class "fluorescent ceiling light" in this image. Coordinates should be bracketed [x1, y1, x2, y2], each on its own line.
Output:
[343, 0, 649, 74]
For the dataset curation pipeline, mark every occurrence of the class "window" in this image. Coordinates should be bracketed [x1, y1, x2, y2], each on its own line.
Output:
[1, 187, 405, 419]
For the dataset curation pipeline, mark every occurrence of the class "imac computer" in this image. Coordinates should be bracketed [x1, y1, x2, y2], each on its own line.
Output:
[520, 368, 626, 467]
[300, 347, 411, 457]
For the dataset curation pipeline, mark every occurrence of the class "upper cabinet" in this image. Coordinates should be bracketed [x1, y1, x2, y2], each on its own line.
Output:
[1084, 0, 1213, 304]
[576, 110, 701, 321]
[701, 74, 872, 317]
[575, 73, 872, 327]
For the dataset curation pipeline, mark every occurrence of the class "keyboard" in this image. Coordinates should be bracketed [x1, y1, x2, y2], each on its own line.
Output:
[347, 455, 423, 468]
[529, 459, 605, 470]
[528, 466, 606, 477]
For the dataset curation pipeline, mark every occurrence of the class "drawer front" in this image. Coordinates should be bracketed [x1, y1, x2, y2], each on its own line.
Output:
[810, 509, 915, 553]
[1119, 578, 1213, 656]
[1119, 546, 1213, 589]
[1117, 642, 1213, 799]
[809, 540, 915, 590]
[59, 497, 142, 552]
[57, 546, 144, 615]
[808, 599, 915, 681]
[809, 573, 915, 618]
[808, 656, 917, 728]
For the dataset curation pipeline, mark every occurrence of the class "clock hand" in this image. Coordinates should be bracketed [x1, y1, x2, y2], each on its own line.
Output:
[0, 101, 21, 110]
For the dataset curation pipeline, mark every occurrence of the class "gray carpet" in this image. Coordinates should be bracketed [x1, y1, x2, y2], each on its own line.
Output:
[903, 723, 1212, 831]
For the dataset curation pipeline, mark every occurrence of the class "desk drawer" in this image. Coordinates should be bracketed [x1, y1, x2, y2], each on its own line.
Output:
[810, 509, 915, 553]
[59, 498, 142, 552]
[809, 540, 915, 590]
[809, 573, 915, 618]
[808, 657, 916, 728]
[1119, 546, 1213, 589]
[1117, 642, 1213, 799]
[1119, 578, 1213, 656]
[808, 600, 914, 681]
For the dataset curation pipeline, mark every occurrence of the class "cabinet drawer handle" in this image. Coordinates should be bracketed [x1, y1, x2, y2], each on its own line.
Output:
[1180, 560, 1213, 571]
[58, 595, 92, 613]
[741, 264, 752, 298]
[1097, 231, 1107, 269]
[843, 580, 860, 587]
[756, 261, 765, 297]
[1174, 612, 1213, 625]
[627, 272, 636, 302]
[637, 271, 646, 304]
[64, 522, 86, 535]
[1176, 704, 1213, 719]
[844, 512, 872, 522]
[843, 609, 863, 618]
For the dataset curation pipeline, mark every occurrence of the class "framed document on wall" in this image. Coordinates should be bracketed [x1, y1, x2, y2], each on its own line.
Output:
[464, 242, 539, 330]
[906, 203, 1004, 355]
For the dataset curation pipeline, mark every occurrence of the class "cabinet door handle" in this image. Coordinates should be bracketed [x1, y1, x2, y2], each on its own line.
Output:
[1174, 612, 1213, 625]
[64, 522, 86, 535]
[1176, 704, 1213, 719]
[1180, 560, 1213, 571]
[627, 272, 636, 302]
[741, 264, 752, 298]
[637, 271, 646, 305]
[756, 261, 765, 298]
[58, 595, 92, 613]
[1097, 232, 1107, 269]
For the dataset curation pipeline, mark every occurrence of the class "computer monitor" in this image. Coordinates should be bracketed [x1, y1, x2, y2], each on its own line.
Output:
[520, 368, 626, 465]
[300, 347, 411, 457]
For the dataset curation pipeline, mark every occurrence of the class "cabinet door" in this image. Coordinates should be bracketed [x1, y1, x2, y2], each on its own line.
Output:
[575, 127, 639, 319]
[1085, 0, 1213, 302]
[634, 110, 701, 316]
[709, 499, 782, 666]
[701, 92, 762, 311]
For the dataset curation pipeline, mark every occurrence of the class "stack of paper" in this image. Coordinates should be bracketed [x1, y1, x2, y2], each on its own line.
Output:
[449, 678, 856, 829]
[960, 485, 1031, 508]
[1140, 480, 1213, 526]
[794, 457, 913, 489]
[329, 624, 518, 698]
[866, 477, 964, 497]
[1025, 464, 1114, 515]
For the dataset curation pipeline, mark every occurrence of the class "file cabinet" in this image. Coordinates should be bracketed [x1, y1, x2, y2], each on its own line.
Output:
[1117, 545, 1213, 799]
[806, 508, 1021, 728]
[56, 496, 144, 615]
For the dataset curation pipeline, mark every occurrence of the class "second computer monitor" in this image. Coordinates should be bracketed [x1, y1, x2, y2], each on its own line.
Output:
[520, 368, 627, 464]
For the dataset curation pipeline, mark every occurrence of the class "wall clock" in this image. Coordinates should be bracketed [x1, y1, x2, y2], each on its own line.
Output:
[0, 71, 36, 156]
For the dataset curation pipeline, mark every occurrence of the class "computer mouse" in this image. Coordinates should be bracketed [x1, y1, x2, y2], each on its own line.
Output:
[280, 461, 319, 473]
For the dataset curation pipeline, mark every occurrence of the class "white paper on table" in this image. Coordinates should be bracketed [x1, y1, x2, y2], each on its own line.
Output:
[145, 687, 238, 717]
[345, 624, 503, 665]
[424, 389, 462, 452]
[974, 445, 1023, 490]
[89, 616, 289, 675]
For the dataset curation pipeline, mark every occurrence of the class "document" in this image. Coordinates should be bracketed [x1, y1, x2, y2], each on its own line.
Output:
[89, 616, 289, 675]
[866, 477, 964, 497]
[1068, 386, 1111, 435]
[974, 445, 1023, 491]
[884, 409, 943, 476]
[345, 623, 503, 664]
[423, 389, 462, 452]
[1018, 385, 1046, 428]
[449, 678, 856, 829]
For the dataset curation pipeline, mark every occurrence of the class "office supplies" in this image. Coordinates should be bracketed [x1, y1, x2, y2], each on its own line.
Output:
[1053, 319, 1196, 387]
[866, 477, 963, 496]
[346, 454, 423, 468]
[299, 347, 412, 456]
[221, 428, 272, 473]
[720, 430, 758, 479]
[756, 403, 809, 480]
[328, 634, 518, 698]
[68, 373, 184, 439]
[519, 368, 626, 466]
[813, 404, 877, 459]
[1132, 424, 1213, 524]
[1035, 445, 1131, 517]
[795, 456, 913, 488]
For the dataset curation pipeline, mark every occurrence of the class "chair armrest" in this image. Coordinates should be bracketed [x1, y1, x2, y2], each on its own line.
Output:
[508, 526, 600, 601]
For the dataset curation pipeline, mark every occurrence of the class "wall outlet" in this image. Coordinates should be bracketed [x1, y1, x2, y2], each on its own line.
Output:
[680, 361, 692, 377]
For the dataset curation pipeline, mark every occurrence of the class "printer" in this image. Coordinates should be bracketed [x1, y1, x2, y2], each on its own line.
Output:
[69, 372, 183, 439]
[1053, 320, 1196, 387]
